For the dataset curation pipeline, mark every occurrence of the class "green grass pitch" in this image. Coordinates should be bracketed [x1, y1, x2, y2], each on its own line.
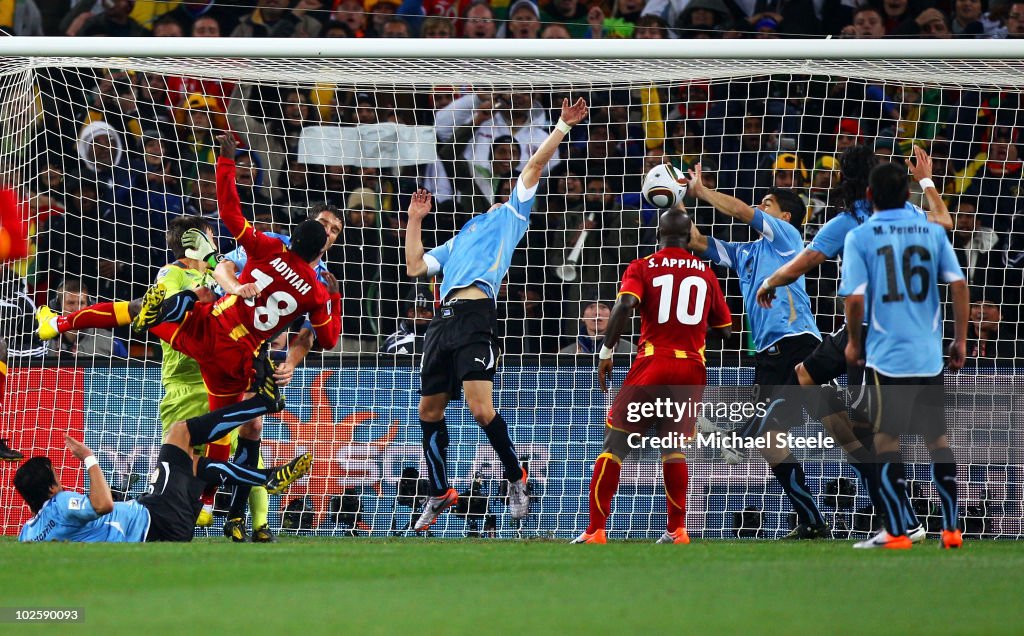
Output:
[2, 538, 1022, 635]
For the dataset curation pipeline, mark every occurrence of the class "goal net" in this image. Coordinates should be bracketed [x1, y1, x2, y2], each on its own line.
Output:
[1, 40, 1021, 539]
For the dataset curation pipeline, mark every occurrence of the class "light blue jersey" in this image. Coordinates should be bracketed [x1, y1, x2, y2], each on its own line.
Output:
[809, 199, 925, 259]
[839, 207, 964, 377]
[19, 491, 150, 543]
[702, 208, 820, 352]
[424, 177, 537, 300]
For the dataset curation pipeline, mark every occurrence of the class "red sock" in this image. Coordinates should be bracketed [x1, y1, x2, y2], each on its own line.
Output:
[57, 301, 132, 333]
[663, 454, 689, 532]
[200, 439, 233, 504]
[586, 453, 622, 534]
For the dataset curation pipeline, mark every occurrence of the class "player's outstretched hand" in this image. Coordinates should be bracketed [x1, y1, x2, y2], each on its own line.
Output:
[560, 97, 588, 127]
[947, 340, 966, 370]
[217, 134, 237, 159]
[598, 358, 613, 394]
[687, 163, 707, 198]
[906, 145, 933, 183]
[407, 189, 433, 222]
[65, 434, 93, 461]
[321, 271, 340, 296]
[755, 284, 776, 309]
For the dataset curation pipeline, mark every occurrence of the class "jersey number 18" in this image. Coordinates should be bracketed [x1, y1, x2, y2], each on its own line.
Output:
[247, 268, 299, 331]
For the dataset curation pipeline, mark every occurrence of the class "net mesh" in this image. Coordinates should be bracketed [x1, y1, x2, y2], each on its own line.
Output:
[0, 54, 1021, 539]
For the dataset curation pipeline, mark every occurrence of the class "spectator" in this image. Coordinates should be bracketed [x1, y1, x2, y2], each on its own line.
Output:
[337, 188, 387, 353]
[366, 0, 401, 36]
[834, 118, 862, 154]
[380, 292, 434, 355]
[380, 16, 411, 36]
[75, 0, 151, 37]
[462, 1, 497, 38]
[80, 69, 144, 144]
[1006, 2, 1024, 37]
[541, 0, 589, 38]
[151, 12, 185, 37]
[840, 6, 885, 38]
[559, 301, 635, 355]
[232, 148, 274, 220]
[633, 14, 669, 38]
[232, 0, 322, 37]
[175, 92, 228, 188]
[504, 0, 541, 38]
[951, 0, 987, 36]
[183, 163, 233, 253]
[947, 125, 1023, 229]
[540, 23, 572, 38]
[966, 298, 1019, 362]
[322, 18, 356, 37]
[674, 0, 733, 38]
[45, 279, 125, 358]
[951, 197, 1001, 284]
[879, 0, 916, 34]
[0, 0, 43, 35]
[770, 153, 808, 190]
[421, 15, 454, 37]
[332, 0, 368, 36]
[191, 14, 221, 37]
[895, 7, 953, 37]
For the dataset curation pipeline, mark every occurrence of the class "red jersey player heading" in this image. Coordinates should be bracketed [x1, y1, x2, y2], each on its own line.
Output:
[575, 207, 733, 546]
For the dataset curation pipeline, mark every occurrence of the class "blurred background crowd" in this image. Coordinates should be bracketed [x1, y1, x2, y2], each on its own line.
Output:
[0, 0, 1021, 366]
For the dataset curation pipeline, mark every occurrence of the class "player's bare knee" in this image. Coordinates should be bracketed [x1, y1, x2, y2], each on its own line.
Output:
[238, 418, 262, 440]
[417, 396, 446, 422]
[468, 399, 496, 426]
[166, 421, 191, 449]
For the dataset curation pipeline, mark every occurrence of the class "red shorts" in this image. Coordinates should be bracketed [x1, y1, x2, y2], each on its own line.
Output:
[608, 355, 707, 437]
[151, 303, 257, 407]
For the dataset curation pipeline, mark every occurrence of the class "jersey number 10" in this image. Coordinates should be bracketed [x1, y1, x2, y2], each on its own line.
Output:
[246, 268, 299, 331]
[651, 274, 708, 325]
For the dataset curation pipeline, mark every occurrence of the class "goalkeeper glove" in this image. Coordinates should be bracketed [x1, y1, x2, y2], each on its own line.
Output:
[182, 228, 222, 268]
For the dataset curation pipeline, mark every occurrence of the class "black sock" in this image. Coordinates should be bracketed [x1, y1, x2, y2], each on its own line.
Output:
[930, 447, 959, 531]
[421, 419, 450, 496]
[770, 456, 825, 527]
[186, 396, 273, 446]
[228, 438, 261, 520]
[875, 451, 908, 536]
[160, 290, 197, 324]
[846, 446, 884, 513]
[196, 456, 269, 487]
[482, 413, 523, 482]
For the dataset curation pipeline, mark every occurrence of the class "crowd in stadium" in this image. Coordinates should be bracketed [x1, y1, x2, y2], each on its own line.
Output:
[1, 0, 1021, 365]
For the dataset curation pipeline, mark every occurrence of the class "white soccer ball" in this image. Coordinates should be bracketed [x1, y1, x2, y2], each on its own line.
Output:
[641, 163, 688, 209]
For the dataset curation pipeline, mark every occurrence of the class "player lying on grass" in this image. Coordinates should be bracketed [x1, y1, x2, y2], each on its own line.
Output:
[15, 379, 312, 543]
[686, 167, 830, 539]
[404, 97, 589, 531]
[573, 208, 732, 545]
[754, 145, 952, 546]
[839, 161, 967, 550]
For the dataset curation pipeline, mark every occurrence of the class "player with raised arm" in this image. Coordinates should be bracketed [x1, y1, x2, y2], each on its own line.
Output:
[839, 161, 967, 550]
[572, 208, 732, 545]
[686, 165, 831, 539]
[754, 145, 951, 545]
[206, 201, 342, 542]
[0, 186, 29, 461]
[405, 97, 589, 532]
[14, 396, 313, 543]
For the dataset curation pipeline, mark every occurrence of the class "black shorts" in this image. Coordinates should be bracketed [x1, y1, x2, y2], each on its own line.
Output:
[746, 334, 821, 433]
[138, 445, 204, 542]
[420, 299, 500, 400]
[864, 368, 947, 438]
[801, 326, 866, 387]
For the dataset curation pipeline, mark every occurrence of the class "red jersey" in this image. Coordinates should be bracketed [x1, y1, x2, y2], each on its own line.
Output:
[618, 246, 731, 363]
[214, 157, 341, 352]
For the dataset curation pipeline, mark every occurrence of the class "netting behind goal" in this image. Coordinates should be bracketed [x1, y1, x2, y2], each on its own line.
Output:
[0, 50, 1022, 539]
